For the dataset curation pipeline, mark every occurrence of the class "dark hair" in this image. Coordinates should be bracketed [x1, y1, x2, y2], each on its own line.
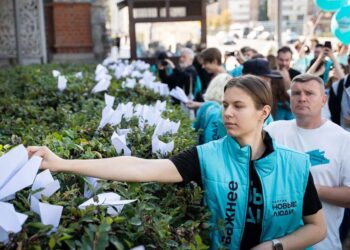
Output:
[277, 46, 293, 56]
[315, 44, 324, 49]
[224, 75, 273, 110]
[270, 78, 291, 117]
[201, 47, 222, 65]
[251, 53, 265, 59]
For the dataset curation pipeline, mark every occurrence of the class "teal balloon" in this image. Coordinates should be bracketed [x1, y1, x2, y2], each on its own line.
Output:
[315, 0, 347, 11]
[331, 5, 350, 45]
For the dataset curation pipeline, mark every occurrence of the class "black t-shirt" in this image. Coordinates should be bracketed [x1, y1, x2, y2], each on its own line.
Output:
[288, 68, 301, 81]
[170, 135, 322, 249]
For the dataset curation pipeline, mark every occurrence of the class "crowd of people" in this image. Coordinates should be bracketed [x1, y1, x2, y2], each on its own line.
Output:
[28, 39, 350, 249]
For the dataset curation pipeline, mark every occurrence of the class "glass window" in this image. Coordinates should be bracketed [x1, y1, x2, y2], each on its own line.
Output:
[133, 8, 157, 18]
[135, 21, 201, 58]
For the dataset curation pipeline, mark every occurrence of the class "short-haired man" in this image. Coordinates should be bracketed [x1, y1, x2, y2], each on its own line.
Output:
[265, 73, 350, 249]
[277, 46, 301, 88]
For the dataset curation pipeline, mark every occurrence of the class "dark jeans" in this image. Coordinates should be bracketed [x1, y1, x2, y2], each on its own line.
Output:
[340, 208, 350, 242]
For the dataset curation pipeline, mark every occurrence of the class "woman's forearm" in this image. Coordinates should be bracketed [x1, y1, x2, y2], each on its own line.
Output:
[62, 157, 182, 183]
[278, 210, 326, 250]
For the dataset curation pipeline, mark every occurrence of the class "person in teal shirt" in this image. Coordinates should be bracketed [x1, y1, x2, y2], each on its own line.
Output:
[270, 78, 294, 121]
[28, 75, 326, 249]
[192, 73, 232, 144]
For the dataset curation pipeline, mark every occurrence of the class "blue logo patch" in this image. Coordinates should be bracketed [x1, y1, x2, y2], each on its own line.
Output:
[306, 149, 330, 166]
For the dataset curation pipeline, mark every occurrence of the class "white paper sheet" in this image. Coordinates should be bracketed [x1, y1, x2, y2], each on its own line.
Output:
[111, 132, 131, 156]
[52, 70, 61, 78]
[95, 64, 108, 76]
[120, 102, 134, 121]
[104, 93, 115, 107]
[153, 118, 180, 136]
[74, 72, 83, 79]
[170, 87, 189, 103]
[0, 156, 42, 201]
[31, 169, 60, 199]
[122, 78, 137, 88]
[116, 128, 131, 137]
[155, 100, 167, 113]
[0, 202, 27, 234]
[57, 75, 67, 92]
[131, 246, 145, 250]
[152, 136, 174, 157]
[131, 70, 143, 79]
[30, 196, 63, 231]
[109, 109, 123, 126]
[98, 106, 114, 129]
[92, 77, 111, 93]
[0, 145, 28, 190]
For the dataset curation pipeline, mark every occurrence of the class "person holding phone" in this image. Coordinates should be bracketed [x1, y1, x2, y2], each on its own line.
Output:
[306, 42, 344, 84]
[28, 75, 327, 249]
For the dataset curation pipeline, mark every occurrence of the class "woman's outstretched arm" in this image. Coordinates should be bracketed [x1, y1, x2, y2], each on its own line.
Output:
[27, 146, 183, 183]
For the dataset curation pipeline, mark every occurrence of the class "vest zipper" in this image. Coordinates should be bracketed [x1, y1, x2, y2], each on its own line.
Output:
[238, 146, 251, 248]
[254, 162, 266, 243]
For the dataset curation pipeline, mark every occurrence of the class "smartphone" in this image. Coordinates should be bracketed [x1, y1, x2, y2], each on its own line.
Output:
[324, 41, 332, 49]
[225, 51, 236, 57]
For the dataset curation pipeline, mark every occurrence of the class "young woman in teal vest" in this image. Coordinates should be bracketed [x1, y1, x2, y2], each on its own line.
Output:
[28, 75, 326, 250]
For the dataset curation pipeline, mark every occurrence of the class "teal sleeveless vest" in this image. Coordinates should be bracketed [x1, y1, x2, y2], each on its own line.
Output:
[196, 135, 310, 249]
[193, 101, 227, 144]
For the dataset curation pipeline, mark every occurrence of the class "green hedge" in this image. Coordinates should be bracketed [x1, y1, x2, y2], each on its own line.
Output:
[0, 63, 210, 249]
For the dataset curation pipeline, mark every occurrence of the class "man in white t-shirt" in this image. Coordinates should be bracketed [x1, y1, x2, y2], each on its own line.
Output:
[265, 73, 350, 250]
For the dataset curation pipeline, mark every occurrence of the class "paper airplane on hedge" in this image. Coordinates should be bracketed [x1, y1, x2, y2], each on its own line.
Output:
[111, 132, 131, 156]
[98, 106, 114, 129]
[30, 196, 63, 232]
[75, 72, 83, 79]
[131, 70, 143, 79]
[52, 70, 61, 78]
[152, 136, 174, 158]
[153, 118, 180, 136]
[104, 93, 115, 107]
[117, 128, 131, 137]
[155, 100, 167, 113]
[0, 202, 28, 243]
[31, 169, 60, 199]
[114, 102, 134, 121]
[122, 78, 137, 89]
[57, 75, 67, 92]
[0, 145, 42, 201]
[95, 64, 108, 77]
[92, 76, 112, 93]
[78, 192, 136, 216]
[170, 87, 189, 103]
[109, 109, 123, 126]
[157, 83, 170, 96]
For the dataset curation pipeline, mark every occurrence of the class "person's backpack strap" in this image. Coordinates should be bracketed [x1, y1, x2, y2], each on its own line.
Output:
[329, 78, 344, 125]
